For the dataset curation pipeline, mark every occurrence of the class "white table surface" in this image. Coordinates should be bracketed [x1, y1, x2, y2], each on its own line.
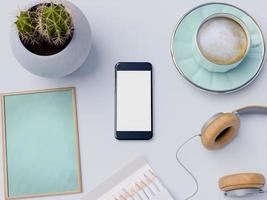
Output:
[1, 0, 267, 200]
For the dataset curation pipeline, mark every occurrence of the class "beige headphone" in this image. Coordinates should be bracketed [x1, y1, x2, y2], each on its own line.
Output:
[177, 106, 267, 198]
[201, 106, 267, 197]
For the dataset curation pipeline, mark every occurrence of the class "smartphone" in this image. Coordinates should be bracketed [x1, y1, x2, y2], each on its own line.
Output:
[115, 62, 153, 140]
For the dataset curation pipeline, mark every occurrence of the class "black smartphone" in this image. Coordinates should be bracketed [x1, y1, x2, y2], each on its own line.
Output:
[115, 62, 153, 140]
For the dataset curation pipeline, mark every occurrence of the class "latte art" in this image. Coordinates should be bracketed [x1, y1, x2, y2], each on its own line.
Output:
[197, 17, 248, 65]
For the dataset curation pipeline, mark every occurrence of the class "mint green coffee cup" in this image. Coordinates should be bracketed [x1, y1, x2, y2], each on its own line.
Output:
[192, 13, 251, 73]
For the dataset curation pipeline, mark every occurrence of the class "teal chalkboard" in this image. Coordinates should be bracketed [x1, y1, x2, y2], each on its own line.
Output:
[1, 87, 82, 199]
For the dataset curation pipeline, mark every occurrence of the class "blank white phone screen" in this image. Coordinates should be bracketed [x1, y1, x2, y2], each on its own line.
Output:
[116, 71, 151, 131]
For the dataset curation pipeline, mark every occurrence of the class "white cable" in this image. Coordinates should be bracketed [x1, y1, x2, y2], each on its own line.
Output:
[175, 134, 201, 200]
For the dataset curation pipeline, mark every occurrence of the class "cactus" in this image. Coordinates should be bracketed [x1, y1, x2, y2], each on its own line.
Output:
[15, 11, 38, 44]
[14, 3, 73, 47]
[38, 3, 74, 45]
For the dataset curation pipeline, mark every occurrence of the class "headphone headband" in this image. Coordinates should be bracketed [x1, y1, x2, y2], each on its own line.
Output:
[234, 105, 267, 115]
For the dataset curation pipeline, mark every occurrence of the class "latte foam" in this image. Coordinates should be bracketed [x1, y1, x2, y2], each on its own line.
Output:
[197, 17, 248, 65]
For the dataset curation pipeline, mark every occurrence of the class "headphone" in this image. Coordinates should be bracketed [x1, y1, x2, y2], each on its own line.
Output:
[200, 105, 267, 197]
[176, 105, 267, 199]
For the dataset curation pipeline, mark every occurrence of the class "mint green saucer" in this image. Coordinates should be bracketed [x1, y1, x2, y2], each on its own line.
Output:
[171, 3, 265, 93]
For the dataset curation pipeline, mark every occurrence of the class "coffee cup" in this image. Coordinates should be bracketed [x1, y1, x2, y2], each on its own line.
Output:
[192, 13, 251, 73]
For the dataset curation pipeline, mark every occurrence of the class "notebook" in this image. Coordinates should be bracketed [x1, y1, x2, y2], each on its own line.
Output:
[82, 157, 174, 200]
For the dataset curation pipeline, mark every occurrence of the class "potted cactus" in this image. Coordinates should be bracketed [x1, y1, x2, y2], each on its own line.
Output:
[11, 1, 92, 78]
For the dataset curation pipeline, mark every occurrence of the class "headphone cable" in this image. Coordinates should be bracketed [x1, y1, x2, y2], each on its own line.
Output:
[175, 134, 201, 200]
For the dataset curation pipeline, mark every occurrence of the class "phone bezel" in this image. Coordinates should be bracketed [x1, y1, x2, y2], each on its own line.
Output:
[115, 62, 153, 140]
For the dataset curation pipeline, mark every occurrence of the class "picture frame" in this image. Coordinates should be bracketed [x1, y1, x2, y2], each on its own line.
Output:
[1, 87, 82, 199]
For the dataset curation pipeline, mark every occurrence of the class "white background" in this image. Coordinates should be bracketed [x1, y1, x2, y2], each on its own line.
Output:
[0, 0, 267, 200]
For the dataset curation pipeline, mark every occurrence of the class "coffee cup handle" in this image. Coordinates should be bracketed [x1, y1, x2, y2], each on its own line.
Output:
[241, 17, 261, 48]
[250, 34, 261, 48]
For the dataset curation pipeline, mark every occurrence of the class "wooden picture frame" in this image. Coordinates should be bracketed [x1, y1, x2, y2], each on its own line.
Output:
[1, 87, 82, 199]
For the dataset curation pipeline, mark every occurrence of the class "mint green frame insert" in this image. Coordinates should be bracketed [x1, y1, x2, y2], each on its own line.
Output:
[1, 87, 82, 199]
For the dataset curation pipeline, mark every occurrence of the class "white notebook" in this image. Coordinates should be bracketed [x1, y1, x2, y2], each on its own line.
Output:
[82, 157, 174, 200]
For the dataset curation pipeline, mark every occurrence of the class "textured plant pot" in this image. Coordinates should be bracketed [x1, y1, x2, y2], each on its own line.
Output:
[10, 0, 92, 78]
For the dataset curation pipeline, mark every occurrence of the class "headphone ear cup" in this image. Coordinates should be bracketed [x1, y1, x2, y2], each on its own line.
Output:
[201, 113, 240, 150]
[219, 173, 265, 192]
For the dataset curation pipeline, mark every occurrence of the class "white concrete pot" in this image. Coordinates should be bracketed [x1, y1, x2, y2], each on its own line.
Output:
[10, 1, 92, 78]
